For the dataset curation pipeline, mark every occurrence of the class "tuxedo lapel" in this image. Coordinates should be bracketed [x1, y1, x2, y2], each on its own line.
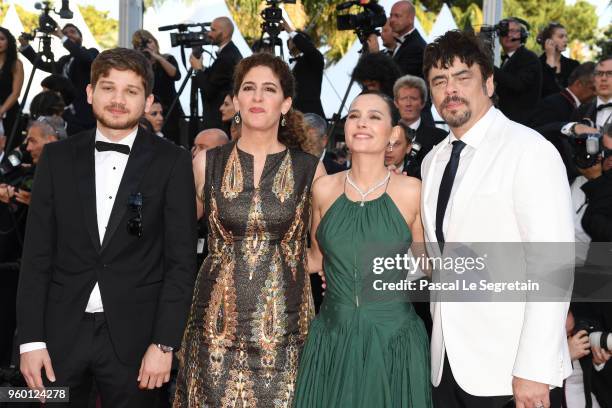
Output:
[101, 129, 156, 252]
[74, 130, 101, 252]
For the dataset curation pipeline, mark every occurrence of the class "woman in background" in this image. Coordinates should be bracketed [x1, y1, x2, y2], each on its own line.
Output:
[0, 27, 24, 145]
[537, 22, 580, 98]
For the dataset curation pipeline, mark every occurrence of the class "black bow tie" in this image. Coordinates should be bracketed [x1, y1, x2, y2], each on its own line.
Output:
[597, 103, 612, 111]
[95, 141, 130, 155]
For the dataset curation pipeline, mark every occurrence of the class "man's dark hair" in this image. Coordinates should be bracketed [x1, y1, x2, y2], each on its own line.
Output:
[423, 30, 493, 84]
[91, 48, 154, 96]
[568, 62, 595, 86]
[62, 23, 82, 37]
[41, 74, 76, 105]
[30, 91, 65, 119]
[352, 52, 402, 99]
[597, 55, 612, 66]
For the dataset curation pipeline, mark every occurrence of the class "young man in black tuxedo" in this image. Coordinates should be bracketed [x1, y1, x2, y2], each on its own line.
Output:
[190, 17, 243, 130]
[19, 24, 98, 135]
[17, 48, 197, 407]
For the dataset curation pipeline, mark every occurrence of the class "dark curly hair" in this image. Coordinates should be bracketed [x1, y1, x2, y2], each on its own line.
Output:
[232, 52, 317, 155]
[0, 27, 18, 79]
[352, 52, 402, 98]
[423, 30, 493, 84]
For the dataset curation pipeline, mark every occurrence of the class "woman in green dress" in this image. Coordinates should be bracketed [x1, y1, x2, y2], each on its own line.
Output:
[294, 92, 432, 408]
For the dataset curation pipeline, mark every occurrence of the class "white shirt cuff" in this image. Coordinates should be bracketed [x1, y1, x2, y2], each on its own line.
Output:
[561, 122, 576, 136]
[594, 361, 606, 372]
[20, 342, 47, 354]
[288, 31, 298, 39]
[62, 36, 69, 43]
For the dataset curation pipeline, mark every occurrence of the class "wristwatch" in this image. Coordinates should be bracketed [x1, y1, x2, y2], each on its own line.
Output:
[155, 344, 174, 353]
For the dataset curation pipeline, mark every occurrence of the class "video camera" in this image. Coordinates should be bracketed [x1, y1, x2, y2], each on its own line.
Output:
[29, 1, 74, 35]
[336, 0, 386, 42]
[260, 0, 297, 40]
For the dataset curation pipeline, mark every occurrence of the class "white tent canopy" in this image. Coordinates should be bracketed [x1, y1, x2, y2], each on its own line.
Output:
[428, 3, 458, 42]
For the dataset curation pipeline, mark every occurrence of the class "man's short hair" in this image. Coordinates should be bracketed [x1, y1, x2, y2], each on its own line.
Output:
[423, 30, 493, 84]
[596, 55, 612, 66]
[568, 62, 595, 86]
[303, 113, 328, 138]
[393, 75, 428, 103]
[91, 48, 155, 96]
[29, 116, 67, 140]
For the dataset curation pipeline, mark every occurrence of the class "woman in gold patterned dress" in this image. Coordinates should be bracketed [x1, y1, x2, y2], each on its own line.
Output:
[173, 53, 325, 407]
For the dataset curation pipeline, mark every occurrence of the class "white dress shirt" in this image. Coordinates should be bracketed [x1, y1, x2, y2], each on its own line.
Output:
[20, 127, 138, 354]
[425, 106, 496, 238]
[594, 96, 611, 130]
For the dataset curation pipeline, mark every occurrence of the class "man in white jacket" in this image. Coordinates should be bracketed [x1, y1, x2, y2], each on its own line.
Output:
[421, 30, 574, 408]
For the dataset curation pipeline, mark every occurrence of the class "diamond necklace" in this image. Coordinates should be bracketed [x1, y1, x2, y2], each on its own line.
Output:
[346, 170, 391, 207]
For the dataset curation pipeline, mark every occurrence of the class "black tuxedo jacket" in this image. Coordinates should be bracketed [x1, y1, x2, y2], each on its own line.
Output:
[292, 33, 325, 117]
[322, 152, 344, 175]
[393, 30, 427, 78]
[540, 54, 580, 98]
[21, 41, 98, 134]
[195, 41, 242, 129]
[17, 128, 197, 365]
[413, 122, 448, 176]
[530, 90, 581, 181]
[494, 46, 543, 125]
[571, 100, 599, 125]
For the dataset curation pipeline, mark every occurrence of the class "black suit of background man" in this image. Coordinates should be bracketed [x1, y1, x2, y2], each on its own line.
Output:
[393, 30, 427, 78]
[494, 45, 543, 125]
[194, 41, 242, 131]
[290, 32, 325, 118]
[17, 128, 197, 406]
[21, 40, 98, 135]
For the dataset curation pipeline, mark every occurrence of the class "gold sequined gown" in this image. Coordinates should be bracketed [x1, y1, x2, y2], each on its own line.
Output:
[173, 142, 319, 407]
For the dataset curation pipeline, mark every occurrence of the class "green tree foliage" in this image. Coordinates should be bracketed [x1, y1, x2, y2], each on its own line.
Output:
[79, 5, 118, 49]
[15, 5, 38, 33]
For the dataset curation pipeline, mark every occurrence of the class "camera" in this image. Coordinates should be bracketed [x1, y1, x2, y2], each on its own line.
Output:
[569, 132, 603, 169]
[34, 1, 59, 34]
[0, 147, 34, 192]
[136, 37, 152, 59]
[260, 0, 297, 40]
[336, 0, 386, 40]
[575, 318, 612, 352]
[165, 23, 213, 48]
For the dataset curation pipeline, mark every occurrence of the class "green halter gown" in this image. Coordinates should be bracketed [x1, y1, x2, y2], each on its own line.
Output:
[293, 189, 432, 408]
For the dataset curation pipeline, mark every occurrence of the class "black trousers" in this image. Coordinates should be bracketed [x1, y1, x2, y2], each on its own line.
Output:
[43, 313, 158, 408]
[433, 355, 563, 408]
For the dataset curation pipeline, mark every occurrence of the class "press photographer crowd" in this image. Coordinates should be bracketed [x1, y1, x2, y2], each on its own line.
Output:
[0, 0, 611, 407]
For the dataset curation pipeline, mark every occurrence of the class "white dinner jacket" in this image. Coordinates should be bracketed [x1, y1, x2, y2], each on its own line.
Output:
[421, 107, 574, 396]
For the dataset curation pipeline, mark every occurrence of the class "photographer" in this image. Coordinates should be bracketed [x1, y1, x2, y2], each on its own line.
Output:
[0, 117, 64, 367]
[530, 62, 596, 181]
[189, 17, 242, 130]
[494, 17, 543, 125]
[537, 22, 580, 98]
[282, 19, 325, 118]
[19, 24, 98, 135]
[570, 122, 612, 407]
[132, 30, 184, 144]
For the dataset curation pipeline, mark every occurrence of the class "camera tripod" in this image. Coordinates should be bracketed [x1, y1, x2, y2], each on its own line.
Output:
[326, 33, 372, 146]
